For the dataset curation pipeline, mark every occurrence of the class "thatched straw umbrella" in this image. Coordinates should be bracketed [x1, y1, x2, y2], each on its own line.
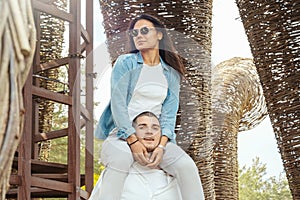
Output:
[236, 1, 300, 198]
[212, 57, 267, 199]
[0, 0, 36, 198]
[98, 0, 214, 198]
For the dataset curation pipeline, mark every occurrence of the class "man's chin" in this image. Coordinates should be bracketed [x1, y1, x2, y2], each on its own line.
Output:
[144, 145, 156, 152]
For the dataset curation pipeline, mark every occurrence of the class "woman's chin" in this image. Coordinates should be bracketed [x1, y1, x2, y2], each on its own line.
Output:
[137, 46, 147, 51]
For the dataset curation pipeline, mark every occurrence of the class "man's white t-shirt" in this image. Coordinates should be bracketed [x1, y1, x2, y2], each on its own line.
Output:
[88, 163, 182, 200]
[128, 63, 168, 121]
[121, 162, 182, 200]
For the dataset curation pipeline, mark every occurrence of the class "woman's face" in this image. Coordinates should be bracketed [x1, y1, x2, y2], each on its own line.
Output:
[131, 19, 162, 51]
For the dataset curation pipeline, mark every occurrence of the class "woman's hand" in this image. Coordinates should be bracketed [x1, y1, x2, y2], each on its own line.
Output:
[130, 140, 150, 166]
[146, 145, 165, 169]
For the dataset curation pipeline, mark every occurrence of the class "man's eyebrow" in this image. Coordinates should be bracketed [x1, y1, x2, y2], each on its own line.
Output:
[137, 123, 160, 127]
[152, 124, 160, 127]
[137, 123, 147, 126]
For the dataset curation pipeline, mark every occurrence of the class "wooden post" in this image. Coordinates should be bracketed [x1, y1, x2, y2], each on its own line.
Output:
[68, 0, 81, 199]
[85, 0, 94, 194]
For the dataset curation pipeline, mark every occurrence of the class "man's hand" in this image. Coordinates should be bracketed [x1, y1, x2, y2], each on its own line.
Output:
[146, 135, 168, 168]
[130, 140, 150, 166]
[146, 146, 164, 169]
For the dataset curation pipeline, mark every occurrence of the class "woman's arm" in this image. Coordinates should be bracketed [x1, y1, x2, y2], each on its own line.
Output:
[110, 55, 136, 139]
[159, 69, 181, 143]
[110, 54, 151, 165]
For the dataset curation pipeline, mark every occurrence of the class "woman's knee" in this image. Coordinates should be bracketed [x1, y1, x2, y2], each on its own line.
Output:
[172, 154, 198, 172]
[101, 139, 133, 172]
[162, 144, 198, 175]
[109, 154, 133, 172]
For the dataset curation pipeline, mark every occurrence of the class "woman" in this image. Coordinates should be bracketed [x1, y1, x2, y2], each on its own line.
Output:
[94, 14, 204, 200]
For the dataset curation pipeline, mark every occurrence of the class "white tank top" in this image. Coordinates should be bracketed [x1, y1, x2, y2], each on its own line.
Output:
[128, 63, 168, 121]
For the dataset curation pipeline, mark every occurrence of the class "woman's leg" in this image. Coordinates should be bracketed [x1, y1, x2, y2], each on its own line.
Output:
[98, 134, 134, 200]
[160, 143, 205, 200]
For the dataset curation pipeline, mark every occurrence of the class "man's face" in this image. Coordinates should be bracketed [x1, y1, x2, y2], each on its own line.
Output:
[134, 115, 161, 152]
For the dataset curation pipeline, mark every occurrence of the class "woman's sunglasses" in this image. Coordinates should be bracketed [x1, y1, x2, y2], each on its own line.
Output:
[128, 27, 155, 37]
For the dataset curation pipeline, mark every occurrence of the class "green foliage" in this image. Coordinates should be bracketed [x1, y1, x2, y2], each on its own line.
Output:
[239, 157, 292, 200]
[47, 103, 68, 164]
[94, 139, 104, 175]
[94, 165, 105, 185]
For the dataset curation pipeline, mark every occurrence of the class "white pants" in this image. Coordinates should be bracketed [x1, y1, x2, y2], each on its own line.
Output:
[93, 134, 204, 200]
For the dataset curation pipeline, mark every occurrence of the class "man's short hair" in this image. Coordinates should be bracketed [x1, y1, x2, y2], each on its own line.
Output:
[132, 111, 159, 127]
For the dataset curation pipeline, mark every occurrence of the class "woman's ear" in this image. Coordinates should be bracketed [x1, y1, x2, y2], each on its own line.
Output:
[158, 31, 163, 40]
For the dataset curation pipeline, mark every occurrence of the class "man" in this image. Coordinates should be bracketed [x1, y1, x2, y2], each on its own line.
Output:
[120, 111, 182, 200]
[89, 112, 187, 200]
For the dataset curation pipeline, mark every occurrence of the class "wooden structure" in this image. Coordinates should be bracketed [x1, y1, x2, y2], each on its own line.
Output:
[98, 0, 215, 199]
[0, 0, 36, 198]
[7, 0, 94, 199]
[237, 1, 300, 199]
[212, 57, 268, 199]
[3, 0, 298, 199]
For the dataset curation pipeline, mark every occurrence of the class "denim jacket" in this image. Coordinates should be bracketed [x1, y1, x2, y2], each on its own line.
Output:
[95, 52, 181, 143]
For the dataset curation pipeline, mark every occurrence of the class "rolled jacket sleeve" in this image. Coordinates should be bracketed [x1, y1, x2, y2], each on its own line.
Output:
[159, 67, 181, 143]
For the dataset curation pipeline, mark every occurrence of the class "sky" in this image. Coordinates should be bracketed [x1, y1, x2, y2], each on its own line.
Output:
[92, 0, 285, 178]
[212, 0, 284, 178]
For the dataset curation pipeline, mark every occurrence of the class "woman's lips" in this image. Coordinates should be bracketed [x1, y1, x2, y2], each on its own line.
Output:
[136, 40, 145, 45]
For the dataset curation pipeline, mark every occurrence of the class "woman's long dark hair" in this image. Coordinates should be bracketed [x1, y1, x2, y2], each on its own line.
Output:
[127, 14, 186, 76]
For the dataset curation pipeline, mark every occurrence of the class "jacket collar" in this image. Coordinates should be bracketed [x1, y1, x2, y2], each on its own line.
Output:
[136, 51, 170, 71]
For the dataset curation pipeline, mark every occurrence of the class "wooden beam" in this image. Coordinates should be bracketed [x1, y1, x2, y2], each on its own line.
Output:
[80, 104, 91, 121]
[6, 187, 68, 198]
[80, 188, 90, 200]
[29, 187, 66, 197]
[32, 86, 72, 105]
[33, 174, 68, 180]
[32, 0, 74, 22]
[31, 159, 67, 174]
[85, 0, 94, 193]
[31, 176, 73, 193]
[34, 128, 68, 142]
[9, 175, 21, 185]
[81, 41, 87, 53]
[80, 118, 86, 128]
[36, 57, 70, 72]
[81, 25, 91, 44]
[32, 174, 86, 186]
[18, 66, 33, 199]
[32, 10, 42, 160]
[68, 0, 81, 198]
